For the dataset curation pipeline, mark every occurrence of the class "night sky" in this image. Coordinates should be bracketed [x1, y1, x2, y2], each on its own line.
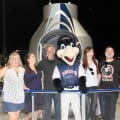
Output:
[0, 0, 120, 59]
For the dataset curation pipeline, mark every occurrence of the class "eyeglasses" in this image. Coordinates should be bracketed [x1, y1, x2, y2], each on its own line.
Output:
[89, 68, 94, 75]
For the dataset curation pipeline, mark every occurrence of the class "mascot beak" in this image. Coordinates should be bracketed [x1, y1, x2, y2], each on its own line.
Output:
[64, 56, 74, 62]
[57, 46, 79, 66]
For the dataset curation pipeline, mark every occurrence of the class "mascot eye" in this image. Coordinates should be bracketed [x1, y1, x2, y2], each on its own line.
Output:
[70, 42, 75, 47]
[60, 44, 66, 49]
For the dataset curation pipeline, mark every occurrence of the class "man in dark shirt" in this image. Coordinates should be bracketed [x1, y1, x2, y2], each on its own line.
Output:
[37, 44, 61, 120]
[98, 46, 120, 120]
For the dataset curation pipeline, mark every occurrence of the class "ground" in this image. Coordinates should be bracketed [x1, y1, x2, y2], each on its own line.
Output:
[0, 93, 120, 120]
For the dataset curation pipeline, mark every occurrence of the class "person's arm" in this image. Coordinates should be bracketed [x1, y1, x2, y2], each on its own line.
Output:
[98, 61, 102, 86]
[117, 61, 120, 85]
[37, 61, 45, 90]
[36, 61, 43, 71]
[78, 63, 87, 93]
[0, 66, 7, 79]
[78, 63, 86, 77]
[96, 59, 102, 85]
[52, 65, 63, 92]
[23, 82, 30, 90]
[23, 69, 30, 90]
[97, 73, 101, 86]
[117, 61, 120, 74]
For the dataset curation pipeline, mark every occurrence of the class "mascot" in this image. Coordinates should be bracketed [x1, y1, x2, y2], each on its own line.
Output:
[52, 35, 87, 120]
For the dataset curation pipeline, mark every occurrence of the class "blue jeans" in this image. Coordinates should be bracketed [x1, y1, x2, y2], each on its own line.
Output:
[99, 92, 119, 120]
[86, 87, 98, 120]
[43, 93, 61, 120]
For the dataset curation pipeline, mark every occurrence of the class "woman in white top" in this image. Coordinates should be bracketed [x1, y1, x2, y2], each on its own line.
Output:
[81, 46, 101, 120]
[0, 52, 28, 120]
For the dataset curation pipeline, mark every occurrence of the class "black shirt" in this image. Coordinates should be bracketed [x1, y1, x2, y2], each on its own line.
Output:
[98, 60, 120, 89]
[37, 58, 60, 90]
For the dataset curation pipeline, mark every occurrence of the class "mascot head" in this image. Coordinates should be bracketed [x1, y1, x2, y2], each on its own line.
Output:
[57, 35, 79, 66]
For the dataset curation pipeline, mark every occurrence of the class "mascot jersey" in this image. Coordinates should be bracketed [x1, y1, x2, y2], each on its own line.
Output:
[57, 61, 79, 88]
[53, 61, 85, 88]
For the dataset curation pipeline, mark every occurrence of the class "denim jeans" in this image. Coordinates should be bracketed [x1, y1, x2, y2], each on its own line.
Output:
[43, 93, 61, 120]
[99, 92, 119, 120]
[86, 87, 99, 120]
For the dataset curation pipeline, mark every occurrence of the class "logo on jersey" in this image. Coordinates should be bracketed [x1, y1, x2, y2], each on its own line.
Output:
[101, 64, 114, 81]
[62, 70, 77, 77]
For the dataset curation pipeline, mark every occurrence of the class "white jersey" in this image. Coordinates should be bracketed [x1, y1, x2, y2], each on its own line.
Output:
[3, 67, 25, 104]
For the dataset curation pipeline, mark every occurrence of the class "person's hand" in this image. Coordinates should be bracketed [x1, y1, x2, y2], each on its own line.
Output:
[56, 86, 64, 93]
[24, 86, 30, 91]
[79, 76, 87, 94]
[80, 85, 87, 94]
[53, 78, 64, 93]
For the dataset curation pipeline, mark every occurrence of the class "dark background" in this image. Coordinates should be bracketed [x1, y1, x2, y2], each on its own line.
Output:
[0, 0, 120, 59]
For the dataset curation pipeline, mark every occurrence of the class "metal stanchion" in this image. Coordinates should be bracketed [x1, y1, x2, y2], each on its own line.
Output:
[81, 94, 86, 120]
[29, 88, 120, 120]
[32, 93, 35, 120]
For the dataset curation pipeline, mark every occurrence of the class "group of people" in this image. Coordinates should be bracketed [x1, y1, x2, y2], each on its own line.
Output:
[0, 52, 43, 120]
[80, 46, 120, 120]
[0, 44, 120, 120]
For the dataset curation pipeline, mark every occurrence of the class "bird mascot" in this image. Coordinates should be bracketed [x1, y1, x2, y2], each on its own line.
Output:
[52, 35, 87, 120]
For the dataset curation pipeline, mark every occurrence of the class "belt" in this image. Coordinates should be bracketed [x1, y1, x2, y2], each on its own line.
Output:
[65, 86, 74, 89]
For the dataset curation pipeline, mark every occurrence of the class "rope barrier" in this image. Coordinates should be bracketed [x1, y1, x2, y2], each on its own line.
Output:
[1, 88, 120, 120]
[0, 88, 120, 94]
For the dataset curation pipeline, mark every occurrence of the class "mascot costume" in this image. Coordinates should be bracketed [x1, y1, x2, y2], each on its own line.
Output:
[52, 35, 87, 120]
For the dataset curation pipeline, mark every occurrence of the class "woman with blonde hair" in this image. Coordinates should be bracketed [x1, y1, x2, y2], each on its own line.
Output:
[0, 51, 28, 120]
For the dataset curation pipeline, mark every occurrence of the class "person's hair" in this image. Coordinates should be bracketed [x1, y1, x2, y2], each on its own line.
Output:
[105, 46, 115, 53]
[82, 46, 99, 73]
[46, 44, 55, 53]
[7, 52, 23, 68]
[104, 46, 115, 60]
[24, 53, 37, 72]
